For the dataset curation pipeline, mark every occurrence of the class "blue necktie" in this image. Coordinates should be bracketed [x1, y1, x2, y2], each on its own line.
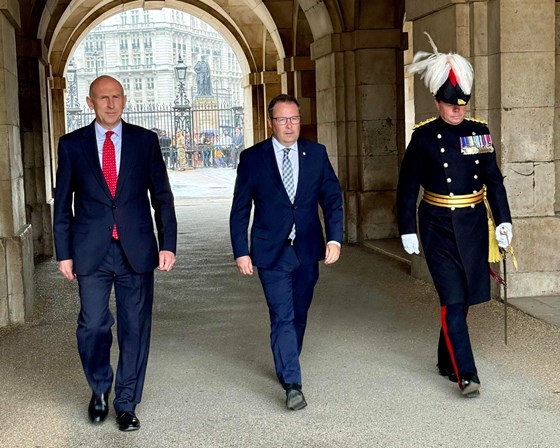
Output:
[282, 148, 296, 241]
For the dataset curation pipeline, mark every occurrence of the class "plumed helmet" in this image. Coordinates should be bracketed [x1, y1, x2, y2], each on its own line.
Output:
[407, 32, 474, 106]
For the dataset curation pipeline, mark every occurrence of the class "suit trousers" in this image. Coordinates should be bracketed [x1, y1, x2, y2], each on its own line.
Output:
[257, 244, 319, 387]
[439, 303, 477, 381]
[76, 239, 154, 413]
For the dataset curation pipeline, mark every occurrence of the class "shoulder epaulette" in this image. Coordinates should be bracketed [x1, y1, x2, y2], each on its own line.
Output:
[412, 117, 437, 130]
[465, 117, 488, 125]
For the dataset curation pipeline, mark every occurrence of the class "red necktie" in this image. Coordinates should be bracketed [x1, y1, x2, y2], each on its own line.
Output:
[102, 131, 119, 239]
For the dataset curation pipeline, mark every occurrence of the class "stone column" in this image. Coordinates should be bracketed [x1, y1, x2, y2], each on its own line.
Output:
[0, 2, 34, 327]
[311, 29, 407, 244]
[246, 71, 281, 142]
[278, 56, 317, 141]
[17, 37, 53, 260]
[487, 0, 557, 298]
[48, 76, 67, 171]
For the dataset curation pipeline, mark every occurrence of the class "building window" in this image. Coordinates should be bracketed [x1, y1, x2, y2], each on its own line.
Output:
[120, 36, 128, 50]
[132, 36, 140, 49]
[123, 79, 130, 91]
[145, 54, 153, 65]
[133, 54, 141, 66]
[135, 78, 142, 90]
[147, 78, 154, 89]
[121, 55, 129, 66]
[131, 10, 139, 24]
[144, 37, 152, 49]
[121, 14, 127, 25]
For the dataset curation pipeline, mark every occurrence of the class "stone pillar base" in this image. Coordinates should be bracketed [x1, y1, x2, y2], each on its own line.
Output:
[0, 225, 34, 326]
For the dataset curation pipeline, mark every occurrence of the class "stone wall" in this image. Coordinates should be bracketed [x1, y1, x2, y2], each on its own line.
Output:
[406, 0, 560, 299]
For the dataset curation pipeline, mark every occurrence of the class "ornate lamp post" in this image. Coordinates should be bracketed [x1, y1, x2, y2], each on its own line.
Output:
[173, 57, 193, 168]
[66, 60, 82, 132]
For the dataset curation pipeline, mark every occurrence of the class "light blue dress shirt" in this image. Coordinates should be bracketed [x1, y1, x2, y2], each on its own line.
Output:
[95, 121, 123, 174]
[272, 136, 299, 196]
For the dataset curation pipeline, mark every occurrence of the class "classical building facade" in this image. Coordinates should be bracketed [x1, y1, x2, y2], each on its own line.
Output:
[70, 8, 243, 110]
[0, 0, 557, 328]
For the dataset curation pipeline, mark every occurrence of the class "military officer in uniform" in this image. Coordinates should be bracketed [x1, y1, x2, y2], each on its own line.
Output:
[397, 34, 513, 397]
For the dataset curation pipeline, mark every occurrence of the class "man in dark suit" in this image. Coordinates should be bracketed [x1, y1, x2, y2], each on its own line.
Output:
[229, 94, 343, 410]
[53, 76, 177, 430]
[397, 34, 512, 397]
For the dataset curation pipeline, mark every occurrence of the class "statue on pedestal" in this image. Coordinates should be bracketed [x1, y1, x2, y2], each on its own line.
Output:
[194, 55, 212, 96]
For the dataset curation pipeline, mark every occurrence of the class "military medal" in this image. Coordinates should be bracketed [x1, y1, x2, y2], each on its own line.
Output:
[459, 134, 494, 155]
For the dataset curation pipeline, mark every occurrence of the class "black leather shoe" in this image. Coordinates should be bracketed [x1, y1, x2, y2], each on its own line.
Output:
[88, 390, 110, 424]
[460, 373, 481, 397]
[116, 411, 141, 431]
[286, 384, 307, 411]
[437, 364, 458, 383]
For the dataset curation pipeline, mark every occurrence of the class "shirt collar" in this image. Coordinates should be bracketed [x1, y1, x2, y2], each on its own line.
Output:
[95, 121, 123, 139]
[272, 136, 298, 154]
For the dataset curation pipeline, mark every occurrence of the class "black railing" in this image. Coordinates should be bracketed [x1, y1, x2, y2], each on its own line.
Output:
[66, 102, 244, 169]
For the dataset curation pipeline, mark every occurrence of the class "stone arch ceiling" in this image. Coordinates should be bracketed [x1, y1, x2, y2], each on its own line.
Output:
[34, 0, 291, 77]
[23, 0, 405, 76]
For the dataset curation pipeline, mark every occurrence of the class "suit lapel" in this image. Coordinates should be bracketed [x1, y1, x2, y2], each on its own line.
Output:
[81, 121, 113, 199]
[262, 138, 292, 201]
[294, 139, 309, 203]
[115, 121, 133, 198]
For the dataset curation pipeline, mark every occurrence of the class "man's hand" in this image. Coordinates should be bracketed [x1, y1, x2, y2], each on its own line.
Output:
[158, 250, 176, 271]
[324, 243, 341, 265]
[401, 233, 420, 254]
[235, 255, 253, 275]
[58, 259, 76, 280]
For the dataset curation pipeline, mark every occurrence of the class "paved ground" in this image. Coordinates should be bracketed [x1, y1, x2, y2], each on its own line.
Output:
[1, 168, 560, 447]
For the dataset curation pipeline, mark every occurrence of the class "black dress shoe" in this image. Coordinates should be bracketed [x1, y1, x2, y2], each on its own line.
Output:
[460, 372, 481, 397]
[437, 364, 458, 383]
[285, 384, 307, 411]
[116, 411, 141, 431]
[88, 390, 110, 424]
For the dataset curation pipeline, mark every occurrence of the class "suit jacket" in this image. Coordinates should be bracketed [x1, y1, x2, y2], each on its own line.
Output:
[53, 120, 177, 275]
[230, 137, 343, 268]
[397, 117, 511, 305]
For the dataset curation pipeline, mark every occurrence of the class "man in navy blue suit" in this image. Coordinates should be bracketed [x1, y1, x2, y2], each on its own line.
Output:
[53, 76, 177, 430]
[230, 94, 343, 410]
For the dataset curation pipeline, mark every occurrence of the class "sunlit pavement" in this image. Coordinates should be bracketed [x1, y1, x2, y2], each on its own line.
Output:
[1, 168, 560, 447]
[167, 167, 236, 201]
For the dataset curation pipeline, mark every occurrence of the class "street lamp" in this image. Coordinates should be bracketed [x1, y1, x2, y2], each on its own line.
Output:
[173, 56, 193, 169]
[174, 56, 189, 107]
[66, 60, 82, 132]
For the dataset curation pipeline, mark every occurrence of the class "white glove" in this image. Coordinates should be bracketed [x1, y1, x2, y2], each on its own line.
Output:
[401, 233, 420, 255]
[495, 222, 513, 248]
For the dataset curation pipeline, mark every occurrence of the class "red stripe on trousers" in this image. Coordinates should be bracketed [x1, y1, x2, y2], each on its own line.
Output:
[441, 305, 461, 385]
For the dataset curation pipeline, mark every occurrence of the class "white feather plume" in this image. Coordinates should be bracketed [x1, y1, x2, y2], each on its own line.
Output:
[407, 32, 473, 96]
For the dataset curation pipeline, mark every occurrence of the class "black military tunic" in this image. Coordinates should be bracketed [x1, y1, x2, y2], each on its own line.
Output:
[397, 117, 511, 306]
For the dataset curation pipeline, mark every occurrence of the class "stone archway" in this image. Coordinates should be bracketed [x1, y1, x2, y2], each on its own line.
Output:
[5, 0, 411, 328]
